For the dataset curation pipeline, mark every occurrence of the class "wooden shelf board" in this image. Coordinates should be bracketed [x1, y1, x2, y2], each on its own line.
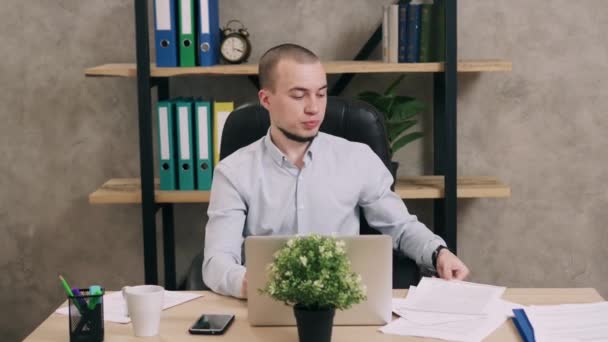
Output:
[88, 178, 210, 204]
[89, 176, 510, 204]
[85, 60, 512, 78]
[395, 176, 511, 199]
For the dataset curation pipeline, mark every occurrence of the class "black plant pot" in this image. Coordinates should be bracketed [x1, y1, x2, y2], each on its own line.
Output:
[293, 305, 335, 342]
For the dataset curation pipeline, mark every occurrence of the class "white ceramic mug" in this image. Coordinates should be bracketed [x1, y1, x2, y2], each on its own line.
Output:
[122, 285, 164, 337]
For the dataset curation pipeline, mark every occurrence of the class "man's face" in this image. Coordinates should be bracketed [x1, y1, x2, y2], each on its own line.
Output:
[259, 59, 328, 142]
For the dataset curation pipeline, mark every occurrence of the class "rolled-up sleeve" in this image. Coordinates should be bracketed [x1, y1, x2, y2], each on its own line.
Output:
[357, 146, 445, 273]
[203, 163, 248, 298]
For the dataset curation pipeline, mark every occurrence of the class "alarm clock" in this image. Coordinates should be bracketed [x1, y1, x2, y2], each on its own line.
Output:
[220, 20, 252, 64]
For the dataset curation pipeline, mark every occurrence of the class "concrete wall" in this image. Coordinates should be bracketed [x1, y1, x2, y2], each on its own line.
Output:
[1, 0, 606, 340]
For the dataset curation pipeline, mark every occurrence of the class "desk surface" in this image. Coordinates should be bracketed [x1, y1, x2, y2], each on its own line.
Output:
[25, 288, 604, 342]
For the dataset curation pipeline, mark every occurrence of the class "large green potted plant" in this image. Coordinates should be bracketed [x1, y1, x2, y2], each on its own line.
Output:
[357, 75, 425, 178]
[260, 234, 366, 342]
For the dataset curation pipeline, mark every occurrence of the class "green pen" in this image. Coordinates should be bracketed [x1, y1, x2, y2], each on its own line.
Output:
[59, 275, 83, 313]
[88, 285, 103, 310]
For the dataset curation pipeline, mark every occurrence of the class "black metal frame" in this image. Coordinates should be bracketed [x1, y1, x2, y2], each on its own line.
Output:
[433, 0, 457, 250]
[131, 0, 458, 288]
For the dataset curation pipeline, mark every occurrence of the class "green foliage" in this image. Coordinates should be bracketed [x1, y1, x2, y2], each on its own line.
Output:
[260, 234, 367, 311]
[357, 75, 425, 155]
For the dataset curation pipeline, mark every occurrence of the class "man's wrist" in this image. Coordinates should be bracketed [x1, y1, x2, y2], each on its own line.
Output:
[432, 245, 448, 269]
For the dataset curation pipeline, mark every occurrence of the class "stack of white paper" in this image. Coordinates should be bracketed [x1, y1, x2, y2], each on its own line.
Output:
[381, 277, 523, 342]
[525, 302, 608, 342]
[55, 290, 203, 323]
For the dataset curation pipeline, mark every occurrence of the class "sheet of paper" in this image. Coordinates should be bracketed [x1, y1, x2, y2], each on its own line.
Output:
[403, 277, 506, 315]
[393, 297, 479, 325]
[525, 302, 608, 342]
[383, 279, 521, 341]
[55, 290, 202, 324]
[383, 298, 512, 342]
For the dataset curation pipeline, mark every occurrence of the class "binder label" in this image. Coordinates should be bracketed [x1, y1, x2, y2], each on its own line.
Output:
[197, 106, 209, 159]
[155, 0, 172, 30]
[159, 107, 170, 160]
[200, 0, 210, 33]
[180, 0, 192, 35]
[179, 107, 191, 160]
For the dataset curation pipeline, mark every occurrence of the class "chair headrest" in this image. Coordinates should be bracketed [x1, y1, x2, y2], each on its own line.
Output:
[220, 96, 392, 170]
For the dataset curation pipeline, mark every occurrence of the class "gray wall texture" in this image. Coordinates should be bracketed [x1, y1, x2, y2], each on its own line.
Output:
[1, 0, 607, 340]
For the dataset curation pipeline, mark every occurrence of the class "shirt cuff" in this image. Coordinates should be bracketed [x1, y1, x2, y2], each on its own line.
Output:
[228, 266, 247, 299]
[420, 238, 446, 273]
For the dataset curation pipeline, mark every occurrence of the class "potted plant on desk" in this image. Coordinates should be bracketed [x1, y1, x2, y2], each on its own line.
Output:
[260, 234, 366, 342]
[357, 75, 426, 179]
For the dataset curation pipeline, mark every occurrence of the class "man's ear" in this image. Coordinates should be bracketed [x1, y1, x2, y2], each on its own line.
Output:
[258, 88, 271, 110]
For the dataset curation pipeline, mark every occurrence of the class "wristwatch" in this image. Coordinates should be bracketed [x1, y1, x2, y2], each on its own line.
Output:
[432, 245, 448, 269]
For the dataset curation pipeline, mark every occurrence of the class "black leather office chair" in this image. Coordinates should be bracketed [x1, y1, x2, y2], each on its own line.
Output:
[182, 96, 421, 290]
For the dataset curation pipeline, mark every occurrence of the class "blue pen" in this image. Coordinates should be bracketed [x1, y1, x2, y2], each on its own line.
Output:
[71, 288, 89, 311]
[88, 285, 103, 310]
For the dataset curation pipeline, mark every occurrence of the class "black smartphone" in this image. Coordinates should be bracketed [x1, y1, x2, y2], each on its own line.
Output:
[188, 314, 235, 335]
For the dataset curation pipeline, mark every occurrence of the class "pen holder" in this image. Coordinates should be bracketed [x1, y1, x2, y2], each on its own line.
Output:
[68, 288, 104, 342]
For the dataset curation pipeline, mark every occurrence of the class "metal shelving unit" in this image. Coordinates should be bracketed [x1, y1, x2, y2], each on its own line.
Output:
[86, 0, 510, 288]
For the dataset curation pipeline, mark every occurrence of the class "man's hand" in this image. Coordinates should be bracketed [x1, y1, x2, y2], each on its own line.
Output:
[240, 272, 248, 298]
[436, 249, 469, 280]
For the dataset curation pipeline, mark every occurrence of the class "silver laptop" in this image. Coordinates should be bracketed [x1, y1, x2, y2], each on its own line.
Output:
[245, 235, 392, 326]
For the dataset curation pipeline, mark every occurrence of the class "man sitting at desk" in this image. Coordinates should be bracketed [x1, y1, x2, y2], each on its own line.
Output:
[203, 43, 469, 298]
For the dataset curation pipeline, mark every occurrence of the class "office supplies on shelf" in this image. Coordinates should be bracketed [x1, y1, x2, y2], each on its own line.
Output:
[382, 5, 389, 62]
[388, 4, 399, 63]
[176, 100, 196, 190]
[397, 2, 407, 63]
[194, 100, 213, 190]
[157, 101, 178, 190]
[178, 0, 196, 66]
[212, 101, 233, 167]
[418, 3, 433, 62]
[197, 0, 220, 66]
[405, 2, 422, 63]
[153, 0, 178, 67]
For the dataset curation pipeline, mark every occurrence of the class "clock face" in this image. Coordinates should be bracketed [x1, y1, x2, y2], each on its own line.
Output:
[221, 36, 247, 62]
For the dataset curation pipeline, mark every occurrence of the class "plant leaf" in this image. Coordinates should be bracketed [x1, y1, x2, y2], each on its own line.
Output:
[356, 91, 382, 103]
[386, 113, 418, 124]
[391, 132, 424, 153]
[384, 75, 405, 96]
[388, 99, 426, 120]
[357, 91, 391, 115]
[363, 96, 396, 120]
[387, 120, 418, 141]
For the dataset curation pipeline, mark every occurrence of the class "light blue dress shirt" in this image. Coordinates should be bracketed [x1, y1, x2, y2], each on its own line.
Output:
[203, 130, 446, 298]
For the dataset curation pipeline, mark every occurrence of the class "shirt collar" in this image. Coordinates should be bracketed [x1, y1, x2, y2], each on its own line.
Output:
[263, 129, 320, 168]
[263, 129, 287, 167]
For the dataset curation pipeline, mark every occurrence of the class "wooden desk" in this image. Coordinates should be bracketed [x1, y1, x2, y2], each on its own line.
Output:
[25, 289, 604, 341]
